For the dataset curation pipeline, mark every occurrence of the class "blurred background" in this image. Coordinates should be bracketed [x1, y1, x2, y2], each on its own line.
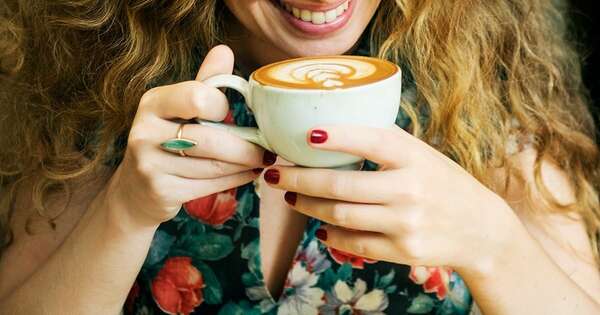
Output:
[569, 0, 599, 141]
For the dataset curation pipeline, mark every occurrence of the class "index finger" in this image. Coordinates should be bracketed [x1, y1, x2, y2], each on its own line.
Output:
[306, 125, 419, 169]
[140, 81, 229, 122]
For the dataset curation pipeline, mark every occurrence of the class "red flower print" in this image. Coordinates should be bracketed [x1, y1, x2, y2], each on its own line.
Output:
[151, 257, 205, 315]
[184, 188, 237, 226]
[327, 247, 378, 269]
[223, 109, 235, 124]
[125, 281, 140, 313]
[409, 266, 453, 300]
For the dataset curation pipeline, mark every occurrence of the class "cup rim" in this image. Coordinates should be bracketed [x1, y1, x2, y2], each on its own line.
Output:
[249, 66, 401, 94]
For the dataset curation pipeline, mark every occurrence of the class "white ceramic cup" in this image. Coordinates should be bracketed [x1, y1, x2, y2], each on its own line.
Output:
[200, 65, 402, 169]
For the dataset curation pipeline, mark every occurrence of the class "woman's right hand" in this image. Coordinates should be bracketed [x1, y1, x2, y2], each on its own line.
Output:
[105, 45, 273, 226]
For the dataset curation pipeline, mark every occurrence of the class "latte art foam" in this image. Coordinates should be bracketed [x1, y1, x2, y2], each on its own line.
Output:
[292, 63, 356, 88]
[253, 56, 398, 89]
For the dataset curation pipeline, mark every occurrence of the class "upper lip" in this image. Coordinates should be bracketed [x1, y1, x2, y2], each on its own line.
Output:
[279, 0, 348, 11]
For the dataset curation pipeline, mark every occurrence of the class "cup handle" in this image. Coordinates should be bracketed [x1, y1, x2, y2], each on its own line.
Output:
[198, 74, 272, 152]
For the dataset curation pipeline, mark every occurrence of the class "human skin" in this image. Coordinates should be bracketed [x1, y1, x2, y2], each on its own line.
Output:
[1, 1, 599, 314]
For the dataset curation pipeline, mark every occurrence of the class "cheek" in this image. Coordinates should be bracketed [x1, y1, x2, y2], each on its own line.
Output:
[222, 0, 267, 36]
[223, 0, 256, 26]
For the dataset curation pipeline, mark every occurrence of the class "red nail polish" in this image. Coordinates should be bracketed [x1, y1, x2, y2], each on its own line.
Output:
[284, 191, 297, 206]
[252, 168, 264, 175]
[309, 130, 328, 144]
[315, 228, 328, 241]
[263, 169, 280, 184]
[263, 151, 277, 166]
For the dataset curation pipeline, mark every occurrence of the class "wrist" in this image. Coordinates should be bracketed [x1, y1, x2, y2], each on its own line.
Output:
[456, 197, 532, 280]
[95, 186, 160, 238]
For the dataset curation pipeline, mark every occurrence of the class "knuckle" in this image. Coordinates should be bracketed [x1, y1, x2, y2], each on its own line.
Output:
[139, 87, 160, 108]
[398, 182, 425, 204]
[127, 132, 148, 150]
[147, 176, 170, 200]
[403, 209, 424, 232]
[187, 82, 206, 115]
[289, 171, 301, 190]
[127, 138, 148, 161]
[243, 146, 264, 167]
[208, 159, 229, 177]
[127, 133, 144, 150]
[147, 176, 161, 193]
[411, 183, 426, 202]
[326, 174, 349, 199]
[135, 158, 155, 177]
[381, 130, 400, 147]
[401, 237, 425, 261]
[196, 130, 218, 155]
[331, 203, 349, 226]
[350, 240, 367, 256]
[370, 130, 397, 156]
[352, 241, 366, 255]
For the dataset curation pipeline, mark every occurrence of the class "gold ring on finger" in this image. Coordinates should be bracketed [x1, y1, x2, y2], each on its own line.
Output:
[159, 123, 197, 157]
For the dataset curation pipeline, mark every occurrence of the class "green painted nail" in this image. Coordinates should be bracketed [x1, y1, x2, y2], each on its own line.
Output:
[160, 138, 197, 151]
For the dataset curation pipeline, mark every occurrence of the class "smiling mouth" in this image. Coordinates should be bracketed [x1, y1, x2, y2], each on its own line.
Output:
[277, 0, 351, 25]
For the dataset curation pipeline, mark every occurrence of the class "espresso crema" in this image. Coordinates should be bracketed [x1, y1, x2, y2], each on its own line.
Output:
[252, 55, 398, 89]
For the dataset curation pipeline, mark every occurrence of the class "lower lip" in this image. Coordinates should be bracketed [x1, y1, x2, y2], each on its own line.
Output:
[279, 1, 355, 36]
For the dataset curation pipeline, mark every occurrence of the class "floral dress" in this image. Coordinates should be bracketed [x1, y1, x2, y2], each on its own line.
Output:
[123, 53, 474, 315]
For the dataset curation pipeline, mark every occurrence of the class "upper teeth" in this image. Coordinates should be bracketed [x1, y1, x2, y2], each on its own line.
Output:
[281, 1, 349, 25]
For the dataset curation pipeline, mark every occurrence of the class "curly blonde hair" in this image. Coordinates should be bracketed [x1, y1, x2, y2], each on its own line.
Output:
[1, 0, 599, 263]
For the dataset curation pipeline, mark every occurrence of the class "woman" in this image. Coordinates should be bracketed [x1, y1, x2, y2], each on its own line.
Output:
[0, 0, 599, 314]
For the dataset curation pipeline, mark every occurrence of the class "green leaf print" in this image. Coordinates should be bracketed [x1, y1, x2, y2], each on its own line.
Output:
[407, 293, 435, 314]
[144, 230, 176, 267]
[218, 301, 262, 315]
[218, 302, 245, 315]
[241, 272, 260, 287]
[248, 217, 260, 228]
[194, 260, 223, 305]
[172, 208, 191, 223]
[241, 239, 263, 287]
[235, 188, 255, 221]
[377, 269, 396, 288]
[247, 248, 262, 277]
[317, 268, 338, 289]
[233, 223, 244, 242]
[385, 285, 398, 294]
[241, 238, 259, 260]
[185, 232, 234, 261]
[337, 263, 353, 282]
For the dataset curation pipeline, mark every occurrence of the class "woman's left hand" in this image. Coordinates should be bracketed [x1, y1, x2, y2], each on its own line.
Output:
[263, 125, 522, 273]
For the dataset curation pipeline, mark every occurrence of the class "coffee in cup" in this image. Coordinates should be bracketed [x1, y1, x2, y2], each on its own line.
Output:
[252, 55, 398, 90]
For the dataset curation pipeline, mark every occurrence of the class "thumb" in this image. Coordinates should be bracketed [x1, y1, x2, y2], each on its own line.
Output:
[196, 45, 235, 81]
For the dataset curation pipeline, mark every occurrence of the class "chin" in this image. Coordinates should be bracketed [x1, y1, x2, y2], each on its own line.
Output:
[274, 37, 362, 58]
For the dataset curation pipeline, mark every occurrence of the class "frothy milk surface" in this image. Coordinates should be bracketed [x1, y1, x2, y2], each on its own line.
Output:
[252, 55, 398, 89]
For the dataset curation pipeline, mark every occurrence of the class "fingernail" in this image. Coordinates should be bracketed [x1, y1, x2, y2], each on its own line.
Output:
[309, 129, 328, 144]
[263, 151, 277, 166]
[252, 168, 264, 175]
[284, 191, 297, 206]
[263, 169, 280, 184]
[315, 228, 328, 241]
